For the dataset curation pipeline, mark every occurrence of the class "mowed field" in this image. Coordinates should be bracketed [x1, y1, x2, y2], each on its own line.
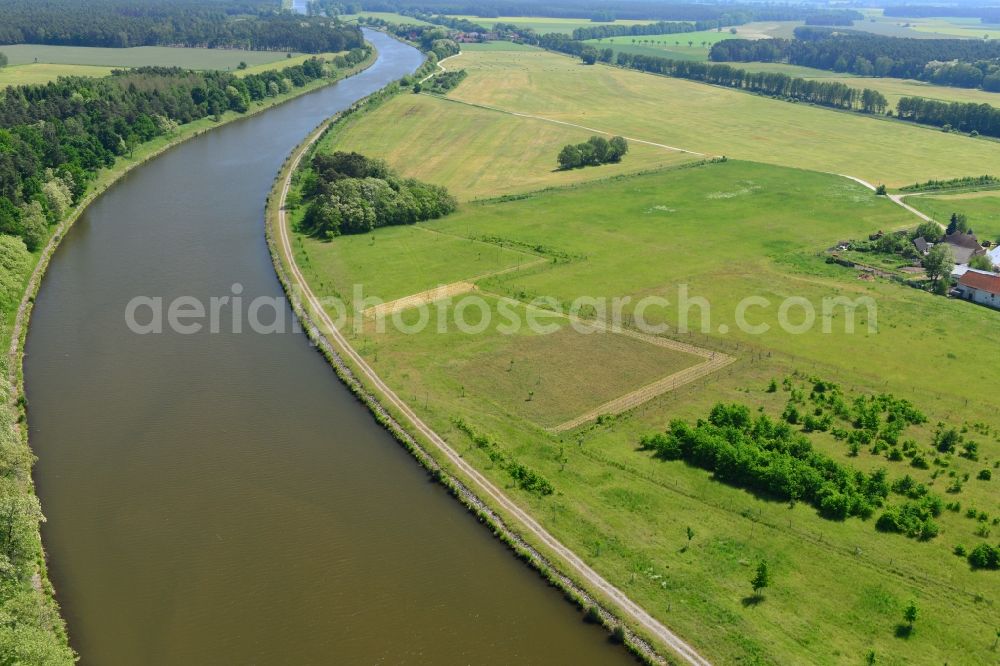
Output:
[442, 44, 1000, 187]
[319, 92, 696, 200]
[906, 190, 1000, 241]
[295, 155, 1000, 664]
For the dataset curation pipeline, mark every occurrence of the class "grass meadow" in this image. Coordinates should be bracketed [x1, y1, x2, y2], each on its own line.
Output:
[906, 191, 1000, 242]
[296, 156, 1000, 663]
[444, 44, 1000, 187]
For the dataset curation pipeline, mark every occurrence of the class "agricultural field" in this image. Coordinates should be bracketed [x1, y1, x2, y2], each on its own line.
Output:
[295, 153, 1000, 664]
[440, 44, 1000, 187]
[584, 22, 796, 61]
[0, 63, 115, 87]
[442, 15, 660, 34]
[317, 92, 696, 200]
[0, 44, 300, 70]
[854, 10, 1000, 39]
[905, 191, 1000, 242]
[339, 11, 434, 26]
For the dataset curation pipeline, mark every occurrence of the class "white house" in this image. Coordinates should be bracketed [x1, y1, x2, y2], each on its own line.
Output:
[956, 269, 1000, 310]
[989, 245, 1000, 269]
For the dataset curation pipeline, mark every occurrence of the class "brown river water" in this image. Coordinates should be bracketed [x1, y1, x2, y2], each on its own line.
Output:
[24, 29, 633, 665]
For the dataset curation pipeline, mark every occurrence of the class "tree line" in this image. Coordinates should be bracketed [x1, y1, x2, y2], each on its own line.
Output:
[896, 96, 1000, 137]
[710, 28, 1000, 91]
[541, 34, 1000, 135]
[557, 135, 628, 169]
[297, 151, 456, 237]
[0, 0, 364, 52]
[0, 48, 369, 250]
[609, 50, 889, 113]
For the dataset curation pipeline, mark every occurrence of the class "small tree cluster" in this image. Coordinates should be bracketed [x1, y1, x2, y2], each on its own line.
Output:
[640, 403, 892, 522]
[557, 136, 628, 170]
[299, 152, 456, 238]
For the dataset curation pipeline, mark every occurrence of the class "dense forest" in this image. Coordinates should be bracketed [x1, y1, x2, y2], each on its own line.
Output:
[0, 47, 369, 251]
[710, 29, 1000, 90]
[297, 151, 456, 238]
[0, 0, 364, 52]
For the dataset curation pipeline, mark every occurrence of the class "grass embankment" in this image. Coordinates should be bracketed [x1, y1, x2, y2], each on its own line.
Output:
[292, 42, 1000, 663]
[0, 47, 377, 663]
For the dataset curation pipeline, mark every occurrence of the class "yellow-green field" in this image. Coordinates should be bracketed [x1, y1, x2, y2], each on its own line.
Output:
[0, 46, 349, 87]
[441, 44, 1000, 187]
[0, 63, 115, 87]
[319, 92, 696, 200]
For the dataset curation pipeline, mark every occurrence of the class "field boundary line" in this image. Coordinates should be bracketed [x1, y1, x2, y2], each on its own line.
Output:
[274, 112, 712, 666]
[474, 290, 734, 431]
[552, 353, 735, 432]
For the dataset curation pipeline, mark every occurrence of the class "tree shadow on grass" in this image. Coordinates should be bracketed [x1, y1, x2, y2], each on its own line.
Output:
[894, 624, 914, 639]
[741, 594, 764, 608]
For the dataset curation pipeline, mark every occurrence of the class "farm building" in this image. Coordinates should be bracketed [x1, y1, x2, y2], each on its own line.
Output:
[956, 269, 1000, 310]
[944, 231, 986, 265]
[912, 237, 931, 255]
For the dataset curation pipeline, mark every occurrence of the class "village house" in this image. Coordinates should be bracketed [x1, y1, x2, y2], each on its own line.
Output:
[956, 269, 1000, 310]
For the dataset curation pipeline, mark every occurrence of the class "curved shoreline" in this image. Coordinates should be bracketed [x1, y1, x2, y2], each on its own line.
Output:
[264, 68, 709, 666]
[6, 45, 378, 657]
